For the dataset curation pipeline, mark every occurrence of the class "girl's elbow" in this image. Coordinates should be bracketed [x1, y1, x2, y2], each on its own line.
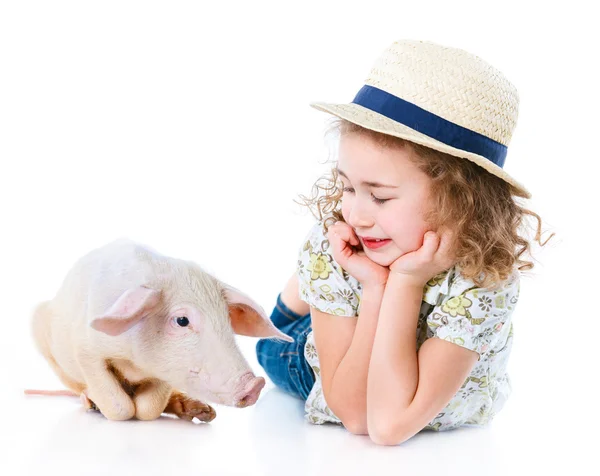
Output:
[330, 401, 368, 435]
[369, 427, 403, 446]
[368, 418, 409, 446]
[326, 394, 368, 435]
[341, 415, 369, 435]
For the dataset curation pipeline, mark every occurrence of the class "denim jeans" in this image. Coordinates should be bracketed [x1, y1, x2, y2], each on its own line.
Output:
[255, 293, 316, 400]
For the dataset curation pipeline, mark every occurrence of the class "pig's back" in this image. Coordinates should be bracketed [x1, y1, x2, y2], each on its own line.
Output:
[52, 238, 146, 318]
[47, 239, 156, 375]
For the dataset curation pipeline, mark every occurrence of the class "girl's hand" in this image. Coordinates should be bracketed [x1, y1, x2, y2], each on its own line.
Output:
[327, 221, 390, 288]
[389, 228, 457, 288]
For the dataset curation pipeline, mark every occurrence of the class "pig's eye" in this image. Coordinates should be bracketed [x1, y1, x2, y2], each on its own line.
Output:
[176, 316, 190, 327]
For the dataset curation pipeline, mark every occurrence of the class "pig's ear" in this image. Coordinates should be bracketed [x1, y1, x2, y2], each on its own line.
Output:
[91, 285, 162, 336]
[222, 284, 294, 343]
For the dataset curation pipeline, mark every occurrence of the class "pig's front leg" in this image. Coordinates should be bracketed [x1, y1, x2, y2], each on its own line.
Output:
[78, 354, 136, 421]
[133, 379, 172, 421]
[163, 391, 217, 422]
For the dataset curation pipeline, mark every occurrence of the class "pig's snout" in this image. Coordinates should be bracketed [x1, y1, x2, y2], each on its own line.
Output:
[234, 372, 265, 408]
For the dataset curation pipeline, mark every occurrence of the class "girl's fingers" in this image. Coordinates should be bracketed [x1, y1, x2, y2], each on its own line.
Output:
[441, 229, 454, 253]
[438, 229, 456, 267]
[337, 222, 359, 246]
[330, 222, 356, 247]
[424, 232, 438, 256]
[328, 223, 363, 273]
[328, 225, 350, 261]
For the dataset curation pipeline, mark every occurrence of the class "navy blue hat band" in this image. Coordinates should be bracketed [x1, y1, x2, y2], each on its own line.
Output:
[351, 85, 507, 168]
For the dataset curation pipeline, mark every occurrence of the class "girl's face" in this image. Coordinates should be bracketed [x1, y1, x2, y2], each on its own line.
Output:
[338, 133, 435, 268]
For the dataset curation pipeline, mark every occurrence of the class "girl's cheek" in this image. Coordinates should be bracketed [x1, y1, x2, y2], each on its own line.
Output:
[341, 201, 353, 225]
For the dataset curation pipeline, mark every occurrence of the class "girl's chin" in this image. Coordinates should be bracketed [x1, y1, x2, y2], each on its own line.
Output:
[364, 247, 402, 268]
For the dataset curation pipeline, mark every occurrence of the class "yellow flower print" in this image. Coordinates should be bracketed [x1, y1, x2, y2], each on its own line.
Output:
[307, 252, 334, 280]
[495, 294, 506, 309]
[444, 336, 465, 346]
[333, 308, 349, 316]
[441, 295, 472, 317]
[303, 240, 311, 252]
[426, 270, 449, 288]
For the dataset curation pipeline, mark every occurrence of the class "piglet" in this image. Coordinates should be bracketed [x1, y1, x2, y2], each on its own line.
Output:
[29, 238, 292, 422]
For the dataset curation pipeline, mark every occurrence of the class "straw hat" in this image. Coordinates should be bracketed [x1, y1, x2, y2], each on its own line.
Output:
[310, 39, 531, 199]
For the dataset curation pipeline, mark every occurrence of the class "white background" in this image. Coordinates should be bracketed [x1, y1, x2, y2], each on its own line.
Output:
[1, 1, 598, 475]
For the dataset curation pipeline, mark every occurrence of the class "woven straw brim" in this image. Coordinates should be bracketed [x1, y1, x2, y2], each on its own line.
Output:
[310, 101, 531, 199]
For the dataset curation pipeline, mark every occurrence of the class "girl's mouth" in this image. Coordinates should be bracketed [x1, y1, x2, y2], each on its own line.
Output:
[361, 238, 392, 250]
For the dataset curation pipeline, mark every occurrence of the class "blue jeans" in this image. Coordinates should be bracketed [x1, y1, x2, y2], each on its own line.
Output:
[255, 293, 316, 400]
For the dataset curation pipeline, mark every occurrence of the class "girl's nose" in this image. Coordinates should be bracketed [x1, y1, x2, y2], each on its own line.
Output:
[347, 202, 372, 229]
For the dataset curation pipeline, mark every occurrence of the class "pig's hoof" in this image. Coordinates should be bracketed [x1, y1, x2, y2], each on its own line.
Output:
[80, 391, 98, 411]
[169, 396, 217, 423]
[180, 400, 217, 423]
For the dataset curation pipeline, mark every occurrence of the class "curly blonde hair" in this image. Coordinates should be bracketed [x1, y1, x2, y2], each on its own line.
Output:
[294, 117, 555, 289]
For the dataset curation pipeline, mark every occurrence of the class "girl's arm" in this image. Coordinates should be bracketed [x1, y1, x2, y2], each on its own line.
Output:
[311, 283, 385, 434]
[366, 272, 478, 445]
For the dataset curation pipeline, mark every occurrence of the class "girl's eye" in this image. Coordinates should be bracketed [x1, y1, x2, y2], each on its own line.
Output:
[371, 195, 389, 205]
[176, 316, 190, 327]
[341, 187, 389, 205]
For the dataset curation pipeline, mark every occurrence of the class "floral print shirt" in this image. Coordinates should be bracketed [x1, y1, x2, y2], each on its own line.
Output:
[296, 220, 519, 431]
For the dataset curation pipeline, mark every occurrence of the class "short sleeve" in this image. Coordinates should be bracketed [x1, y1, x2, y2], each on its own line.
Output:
[296, 220, 361, 317]
[429, 269, 520, 359]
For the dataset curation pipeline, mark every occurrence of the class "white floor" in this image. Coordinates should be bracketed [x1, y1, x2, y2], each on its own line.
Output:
[4, 335, 592, 476]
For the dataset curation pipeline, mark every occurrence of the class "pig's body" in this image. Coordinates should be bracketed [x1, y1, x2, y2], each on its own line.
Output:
[34, 240, 173, 388]
[31, 238, 292, 422]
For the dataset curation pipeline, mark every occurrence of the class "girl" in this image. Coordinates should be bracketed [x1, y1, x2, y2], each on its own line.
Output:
[255, 39, 553, 446]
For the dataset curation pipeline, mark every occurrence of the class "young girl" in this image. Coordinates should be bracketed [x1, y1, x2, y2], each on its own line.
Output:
[255, 39, 553, 446]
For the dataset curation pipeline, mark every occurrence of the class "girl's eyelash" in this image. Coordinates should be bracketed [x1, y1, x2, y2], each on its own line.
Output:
[372, 196, 389, 205]
[341, 187, 389, 204]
